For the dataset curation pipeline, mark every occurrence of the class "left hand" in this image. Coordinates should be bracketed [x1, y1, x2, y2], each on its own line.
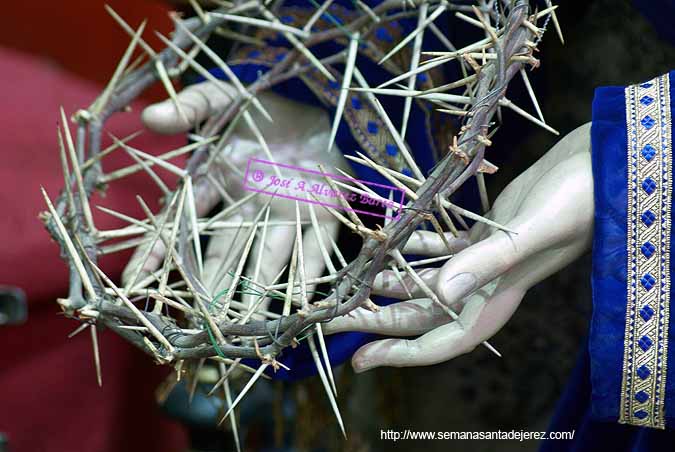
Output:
[123, 81, 348, 314]
[325, 123, 595, 372]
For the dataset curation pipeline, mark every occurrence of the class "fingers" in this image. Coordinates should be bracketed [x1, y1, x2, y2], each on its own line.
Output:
[350, 286, 526, 372]
[324, 298, 449, 336]
[300, 221, 340, 299]
[434, 230, 518, 307]
[401, 230, 472, 256]
[239, 224, 295, 314]
[203, 214, 251, 294]
[372, 267, 439, 299]
[142, 81, 238, 134]
[121, 178, 221, 289]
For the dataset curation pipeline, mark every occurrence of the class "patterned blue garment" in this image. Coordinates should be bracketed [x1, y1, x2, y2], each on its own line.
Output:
[542, 72, 675, 450]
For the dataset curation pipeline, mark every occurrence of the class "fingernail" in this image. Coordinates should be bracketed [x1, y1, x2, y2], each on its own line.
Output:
[439, 272, 477, 302]
[352, 355, 375, 373]
[352, 343, 378, 373]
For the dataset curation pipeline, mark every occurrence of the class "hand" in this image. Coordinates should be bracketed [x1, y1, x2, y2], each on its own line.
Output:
[325, 123, 595, 372]
[122, 80, 348, 313]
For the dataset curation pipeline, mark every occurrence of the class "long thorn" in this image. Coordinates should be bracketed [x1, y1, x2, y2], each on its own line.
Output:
[308, 334, 345, 436]
[41, 187, 97, 301]
[90, 324, 103, 387]
[60, 108, 95, 232]
[328, 32, 360, 152]
[219, 363, 269, 424]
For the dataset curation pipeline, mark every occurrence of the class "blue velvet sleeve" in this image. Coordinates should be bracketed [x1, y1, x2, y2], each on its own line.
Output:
[590, 70, 675, 428]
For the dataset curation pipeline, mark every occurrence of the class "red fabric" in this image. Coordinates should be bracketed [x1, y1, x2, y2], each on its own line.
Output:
[0, 46, 189, 452]
[0, 0, 175, 104]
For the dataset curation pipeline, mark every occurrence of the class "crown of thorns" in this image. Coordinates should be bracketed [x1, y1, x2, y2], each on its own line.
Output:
[41, 0, 560, 433]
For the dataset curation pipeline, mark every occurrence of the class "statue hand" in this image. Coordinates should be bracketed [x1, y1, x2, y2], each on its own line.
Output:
[122, 81, 347, 315]
[326, 123, 595, 372]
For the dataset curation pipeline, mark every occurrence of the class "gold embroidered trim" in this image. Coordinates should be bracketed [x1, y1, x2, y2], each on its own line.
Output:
[621, 74, 672, 429]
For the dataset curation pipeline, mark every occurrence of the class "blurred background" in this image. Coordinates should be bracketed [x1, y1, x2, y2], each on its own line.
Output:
[0, 0, 674, 451]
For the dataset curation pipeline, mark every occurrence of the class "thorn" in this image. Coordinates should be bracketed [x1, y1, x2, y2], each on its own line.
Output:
[219, 363, 242, 452]
[542, 1, 564, 44]
[401, 2, 429, 140]
[188, 358, 205, 404]
[522, 19, 542, 37]
[57, 128, 77, 216]
[210, 12, 310, 39]
[90, 324, 103, 387]
[218, 363, 269, 424]
[83, 251, 175, 356]
[308, 334, 345, 436]
[390, 265, 413, 298]
[315, 323, 337, 395]
[82, 130, 143, 170]
[185, 177, 204, 278]
[219, 212, 260, 316]
[101, 136, 218, 183]
[352, 68, 425, 182]
[441, 199, 517, 234]
[120, 145, 170, 196]
[390, 250, 499, 357]
[152, 185, 186, 312]
[499, 98, 559, 135]
[59, 108, 95, 232]
[476, 172, 490, 213]
[155, 59, 191, 128]
[243, 206, 271, 309]
[328, 32, 360, 152]
[260, 6, 335, 81]
[519, 68, 544, 123]
[470, 6, 499, 43]
[67, 322, 90, 339]
[40, 186, 98, 301]
[306, 201, 337, 274]
[303, 0, 334, 34]
[284, 236, 299, 317]
[188, 0, 210, 23]
[172, 18, 272, 122]
[377, 36, 493, 89]
[104, 5, 157, 58]
[378, 2, 444, 65]
[317, 164, 364, 228]
[294, 201, 309, 311]
[354, 0, 380, 23]
[91, 20, 147, 116]
[322, 224, 348, 268]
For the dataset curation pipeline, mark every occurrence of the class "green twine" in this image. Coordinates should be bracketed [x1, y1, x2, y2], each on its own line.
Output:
[202, 271, 333, 357]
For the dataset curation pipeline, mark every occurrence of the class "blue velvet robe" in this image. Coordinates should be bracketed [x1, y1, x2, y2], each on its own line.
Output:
[543, 72, 675, 449]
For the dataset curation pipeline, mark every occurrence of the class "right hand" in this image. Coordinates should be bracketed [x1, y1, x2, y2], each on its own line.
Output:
[326, 123, 595, 372]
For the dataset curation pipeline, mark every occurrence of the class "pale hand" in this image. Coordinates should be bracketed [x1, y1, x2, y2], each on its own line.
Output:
[122, 80, 348, 312]
[326, 123, 595, 372]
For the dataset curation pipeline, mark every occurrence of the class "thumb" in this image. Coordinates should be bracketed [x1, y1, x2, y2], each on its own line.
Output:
[142, 80, 238, 134]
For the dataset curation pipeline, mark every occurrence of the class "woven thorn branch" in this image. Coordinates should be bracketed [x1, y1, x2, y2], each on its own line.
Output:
[41, 0, 560, 435]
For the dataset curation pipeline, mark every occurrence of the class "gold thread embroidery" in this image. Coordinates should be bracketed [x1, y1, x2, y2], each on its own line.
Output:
[620, 74, 671, 429]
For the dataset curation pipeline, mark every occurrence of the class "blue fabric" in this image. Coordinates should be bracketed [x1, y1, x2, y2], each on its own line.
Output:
[588, 81, 630, 422]
[588, 71, 675, 425]
[542, 71, 675, 449]
[541, 338, 675, 452]
[201, 0, 453, 191]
